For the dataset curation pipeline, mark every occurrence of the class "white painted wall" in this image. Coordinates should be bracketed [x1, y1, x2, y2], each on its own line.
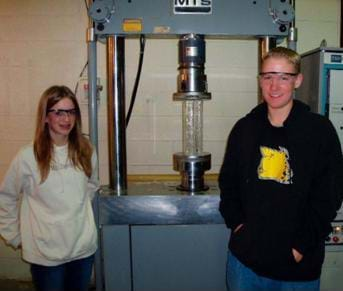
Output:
[0, 0, 340, 280]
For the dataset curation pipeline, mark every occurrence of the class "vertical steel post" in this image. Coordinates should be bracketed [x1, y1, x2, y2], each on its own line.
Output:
[287, 0, 297, 51]
[86, 2, 102, 290]
[258, 37, 276, 102]
[87, 29, 99, 155]
[107, 36, 127, 195]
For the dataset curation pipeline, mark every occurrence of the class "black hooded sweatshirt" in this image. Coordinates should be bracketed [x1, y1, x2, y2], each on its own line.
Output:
[219, 100, 343, 281]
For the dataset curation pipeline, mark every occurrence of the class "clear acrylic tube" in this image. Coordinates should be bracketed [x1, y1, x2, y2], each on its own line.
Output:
[182, 100, 203, 155]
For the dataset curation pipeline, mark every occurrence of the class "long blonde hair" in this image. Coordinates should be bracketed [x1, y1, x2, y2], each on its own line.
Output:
[33, 85, 93, 182]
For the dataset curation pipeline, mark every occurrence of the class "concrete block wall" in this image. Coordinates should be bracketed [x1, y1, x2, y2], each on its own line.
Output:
[0, 0, 88, 280]
[0, 0, 340, 280]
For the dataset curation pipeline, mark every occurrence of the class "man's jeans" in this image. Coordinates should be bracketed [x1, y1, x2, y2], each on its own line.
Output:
[227, 251, 320, 291]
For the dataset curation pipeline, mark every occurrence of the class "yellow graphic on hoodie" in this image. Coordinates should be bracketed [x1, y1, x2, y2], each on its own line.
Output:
[258, 146, 293, 184]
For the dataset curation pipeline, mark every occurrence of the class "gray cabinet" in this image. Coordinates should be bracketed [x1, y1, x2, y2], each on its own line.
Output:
[96, 194, 229, 291]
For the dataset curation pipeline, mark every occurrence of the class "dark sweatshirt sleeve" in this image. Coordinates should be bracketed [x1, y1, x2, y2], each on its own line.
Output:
[292, 120, 343, 255]
[218, 122, 245, 230]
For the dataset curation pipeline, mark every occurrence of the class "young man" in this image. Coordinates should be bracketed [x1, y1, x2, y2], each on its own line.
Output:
[219, 47, 343, 290]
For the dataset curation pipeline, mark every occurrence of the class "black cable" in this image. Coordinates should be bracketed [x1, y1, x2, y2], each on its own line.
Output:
[74, 61, 89, 95]
[74, 61, 89, 137]
[74, 0, 90, 95]
[126, 35, 146, 127]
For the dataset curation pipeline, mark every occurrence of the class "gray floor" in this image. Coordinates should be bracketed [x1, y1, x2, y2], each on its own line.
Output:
[0, 280, 34, 291]
[0, 280, 96, 291]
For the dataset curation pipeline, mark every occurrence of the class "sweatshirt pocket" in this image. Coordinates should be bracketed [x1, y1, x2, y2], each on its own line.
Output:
[253, 226, 296, 272]
[31, 208, 97, 261]
[229, 224, 255, 262]
[230, 221, 296, 275]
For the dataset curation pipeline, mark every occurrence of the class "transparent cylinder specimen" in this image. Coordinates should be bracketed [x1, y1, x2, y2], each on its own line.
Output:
[182, 100, 203, 155]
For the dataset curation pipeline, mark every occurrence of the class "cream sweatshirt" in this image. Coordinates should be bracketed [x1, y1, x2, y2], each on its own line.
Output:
[0, 143, 99, 266]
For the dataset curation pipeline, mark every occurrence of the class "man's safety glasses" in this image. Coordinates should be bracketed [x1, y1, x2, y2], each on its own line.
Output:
[259, 72, 298, 84]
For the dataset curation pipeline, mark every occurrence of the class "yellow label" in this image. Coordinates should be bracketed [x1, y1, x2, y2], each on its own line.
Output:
[122, 19, 143, 32]
[258, 146, 293, 184]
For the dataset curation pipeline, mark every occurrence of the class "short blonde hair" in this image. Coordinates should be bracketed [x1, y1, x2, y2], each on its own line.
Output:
[262, 47, 301, 74]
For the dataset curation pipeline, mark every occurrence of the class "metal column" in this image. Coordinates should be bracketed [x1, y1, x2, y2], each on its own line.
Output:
[107, 36, 127, 194]
[287, 0, 297, 51]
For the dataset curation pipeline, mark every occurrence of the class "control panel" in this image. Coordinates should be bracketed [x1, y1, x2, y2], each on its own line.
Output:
[326, 206, 343, 251]
[326, 221, 343, 246]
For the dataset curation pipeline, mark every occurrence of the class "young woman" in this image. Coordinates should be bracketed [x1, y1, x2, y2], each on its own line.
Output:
[0, 85, 99, 291]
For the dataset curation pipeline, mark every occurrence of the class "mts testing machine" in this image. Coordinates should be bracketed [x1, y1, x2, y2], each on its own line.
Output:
[83, 1, 342, 290]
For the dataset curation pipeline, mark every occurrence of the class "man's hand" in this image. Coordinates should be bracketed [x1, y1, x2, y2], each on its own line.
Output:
[292, 248, 303, 263]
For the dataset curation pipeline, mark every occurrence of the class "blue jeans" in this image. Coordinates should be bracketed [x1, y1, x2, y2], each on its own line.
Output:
[30, 254, 94, 291]
[227, 251, 320, 291]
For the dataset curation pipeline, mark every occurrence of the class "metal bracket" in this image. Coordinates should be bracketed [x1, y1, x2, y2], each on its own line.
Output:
[88, 0, 115, 23]
[269, 0, 295, 25]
